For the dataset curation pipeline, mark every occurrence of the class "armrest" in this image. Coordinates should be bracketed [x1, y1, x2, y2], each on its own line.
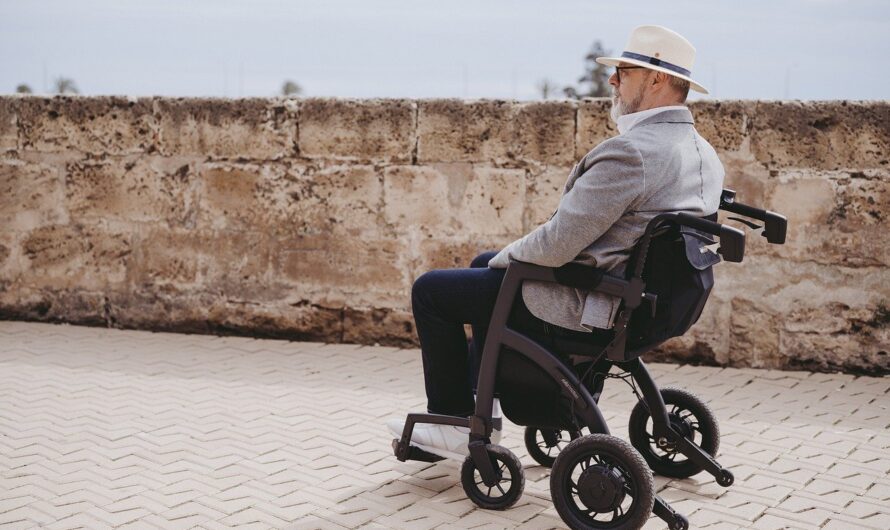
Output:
[720, 188, 788, 244]
[504, 260, 649, 307]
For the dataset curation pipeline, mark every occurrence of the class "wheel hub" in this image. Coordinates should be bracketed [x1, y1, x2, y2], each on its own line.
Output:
[576, 464, 626, 512]
[660, 413, 693, 452]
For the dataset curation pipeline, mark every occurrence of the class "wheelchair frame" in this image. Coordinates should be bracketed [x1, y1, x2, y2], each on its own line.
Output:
[393, 188, 787, 529]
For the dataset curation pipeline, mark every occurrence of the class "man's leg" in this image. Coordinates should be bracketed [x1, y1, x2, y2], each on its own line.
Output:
[411, 262, 505, 416]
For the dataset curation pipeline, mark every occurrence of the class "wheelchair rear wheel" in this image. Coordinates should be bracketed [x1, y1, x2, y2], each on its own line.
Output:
[460, 444, 525, 510]
[628, 387, 719, 478]
[524, 427, 582, 468]
[550, 434, 654, 530]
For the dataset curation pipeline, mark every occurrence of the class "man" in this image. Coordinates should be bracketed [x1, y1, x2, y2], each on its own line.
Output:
[387, 25, 725, 461]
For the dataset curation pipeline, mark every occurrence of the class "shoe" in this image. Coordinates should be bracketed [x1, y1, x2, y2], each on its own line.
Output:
[386, 417, 502, 461]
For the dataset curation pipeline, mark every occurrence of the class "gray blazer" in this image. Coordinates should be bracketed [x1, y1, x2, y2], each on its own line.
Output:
[488, 107, 725, 331]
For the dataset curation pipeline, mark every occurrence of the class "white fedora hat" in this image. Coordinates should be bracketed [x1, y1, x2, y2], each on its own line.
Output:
[596, 25, 709, 94]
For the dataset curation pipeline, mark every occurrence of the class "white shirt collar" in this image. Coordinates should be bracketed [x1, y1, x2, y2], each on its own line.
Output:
[616, 105, 688, 135]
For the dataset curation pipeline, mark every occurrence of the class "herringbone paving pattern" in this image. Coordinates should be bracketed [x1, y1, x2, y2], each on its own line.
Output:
[1, 321, 887, 529]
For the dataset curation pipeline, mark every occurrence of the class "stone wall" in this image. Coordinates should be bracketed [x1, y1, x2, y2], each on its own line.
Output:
[1, 96, 888, 374]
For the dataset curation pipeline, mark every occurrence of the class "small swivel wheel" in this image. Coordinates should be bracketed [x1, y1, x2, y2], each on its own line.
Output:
[461, 444, 525, 510]
[716, 468, 735, 487]
[550, 434, 655, 530]
[628, 386, 720, 478]
[524, 427, 582, 468]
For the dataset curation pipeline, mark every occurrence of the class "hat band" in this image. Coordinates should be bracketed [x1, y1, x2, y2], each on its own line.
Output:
[620, 51, 691, 77]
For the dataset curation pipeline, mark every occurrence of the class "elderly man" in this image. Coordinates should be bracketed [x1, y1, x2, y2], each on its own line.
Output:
[388, 25, 724, 461]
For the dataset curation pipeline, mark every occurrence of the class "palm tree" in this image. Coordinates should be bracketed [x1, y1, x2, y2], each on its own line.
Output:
[281, 80, 302, 96]
[53, 77, 79, 94]
[537, 79, 558, 100]
[15, 84, 33, 94]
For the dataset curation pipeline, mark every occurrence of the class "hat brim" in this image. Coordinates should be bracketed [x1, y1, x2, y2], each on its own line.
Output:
[596, 56, 709, 95]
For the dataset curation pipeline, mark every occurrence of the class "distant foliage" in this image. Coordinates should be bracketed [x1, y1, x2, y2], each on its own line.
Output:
[16, 84, 33, 94]
[53, 77, 79, 94]
[536, 79, 558, 100]
[281, 80, 303, 96]
[564, 40, 612, 99]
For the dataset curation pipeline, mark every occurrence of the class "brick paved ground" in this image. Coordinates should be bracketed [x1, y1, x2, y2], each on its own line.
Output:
[0, 321, 888, 529]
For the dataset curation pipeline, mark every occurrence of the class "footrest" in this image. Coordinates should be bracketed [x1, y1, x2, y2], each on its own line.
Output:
[392, 439, 446, 463]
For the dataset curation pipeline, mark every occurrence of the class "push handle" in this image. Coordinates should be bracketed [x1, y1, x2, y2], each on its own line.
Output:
[720, 189, 787, 244]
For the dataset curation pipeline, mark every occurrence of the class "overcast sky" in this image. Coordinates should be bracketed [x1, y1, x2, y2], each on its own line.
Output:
[2, 0, 888, 101]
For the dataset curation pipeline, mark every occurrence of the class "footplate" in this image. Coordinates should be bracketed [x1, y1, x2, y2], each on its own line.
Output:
[392, 439, 445, 463]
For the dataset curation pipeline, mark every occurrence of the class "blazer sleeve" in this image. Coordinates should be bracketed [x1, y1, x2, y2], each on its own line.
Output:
[489, 136, 645, 269]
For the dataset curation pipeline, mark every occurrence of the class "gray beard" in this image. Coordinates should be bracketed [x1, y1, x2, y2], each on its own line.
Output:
[610, 89, 645, 123]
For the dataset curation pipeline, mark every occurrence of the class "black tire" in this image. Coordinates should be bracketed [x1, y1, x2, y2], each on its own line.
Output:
[628, 387, 720, 479]
[551, 434, 655, 530]
[460, 444, 525, 510]
[524, 427, 582, 468]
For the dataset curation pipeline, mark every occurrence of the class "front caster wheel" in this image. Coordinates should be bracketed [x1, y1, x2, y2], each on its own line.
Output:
[628, 386, 720, 478]
[550, 434, 655, 530]
[461, 444, 525, 510]
[716, 469, 734, 487]
[524, 427, 582, 468]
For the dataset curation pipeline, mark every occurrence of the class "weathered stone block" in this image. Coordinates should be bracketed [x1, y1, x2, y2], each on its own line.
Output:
[196, 161, 299, 235]
[19, 224, 131, 291]
[575, 99, 616, 159]
[0, 159, 67, 231]
[0, 288, 107, 326]
[197, 162, 383, 238]
[343, 307, 416, 347]
[202, 299, 344, 342]
[383, 164, 524, 237]
[729, 298, 781, 368]
[757, 173, 890, 267]
[129, 228, 277, 301]
[204, 231, 277, 299]
[105, 289, 214, 334]
[64, 156, 196, 226]
[513, 101, 576, 165]
[749, 101, 890, 170]
[279, 235, 408, 308]
[156, 97, 295, 158]
[417, 99, 514, 163]
[525, 166, 570, 229]
[0, 97, 17, 153]
[690, 100, 753, 152]
[18, 96, 156, 154]
[283, 164, 383, 235]
[127, 229, 200, 288]
[413, 237, 510, 277]
[779, 303, 890, 374]
[299, 98, 414, 163]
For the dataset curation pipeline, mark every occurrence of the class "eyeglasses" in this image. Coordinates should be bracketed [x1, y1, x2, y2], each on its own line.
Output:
[615, 66, 645, 84]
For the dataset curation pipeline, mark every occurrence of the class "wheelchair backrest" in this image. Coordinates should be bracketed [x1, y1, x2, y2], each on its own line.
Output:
[625, 218, 721, 351]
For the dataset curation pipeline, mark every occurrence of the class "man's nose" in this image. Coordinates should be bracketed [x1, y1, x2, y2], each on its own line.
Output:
[608, 72, 618, 88]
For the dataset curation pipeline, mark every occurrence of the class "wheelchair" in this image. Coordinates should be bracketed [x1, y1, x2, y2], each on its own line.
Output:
[392, 189, 787, 530]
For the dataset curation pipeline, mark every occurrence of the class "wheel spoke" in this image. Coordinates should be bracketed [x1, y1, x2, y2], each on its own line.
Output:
[496, 483, 506, 495]
[486, 486, 493, 497]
